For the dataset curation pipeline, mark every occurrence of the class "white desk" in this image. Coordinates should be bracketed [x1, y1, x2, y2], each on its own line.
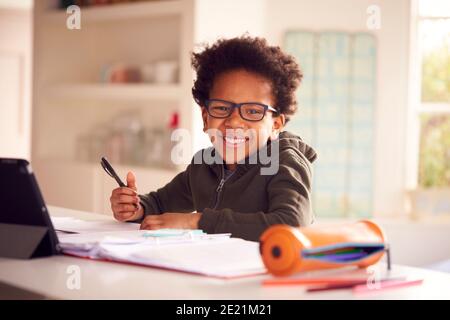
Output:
[1, 206, 450, 299]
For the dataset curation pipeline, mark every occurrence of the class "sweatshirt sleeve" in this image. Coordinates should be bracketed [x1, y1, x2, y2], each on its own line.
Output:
[197, 150, 314, 242]
[134, 164, 194, 223]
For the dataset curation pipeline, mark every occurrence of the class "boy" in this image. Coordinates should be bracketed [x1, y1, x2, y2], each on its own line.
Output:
[110, 36, 317, 241]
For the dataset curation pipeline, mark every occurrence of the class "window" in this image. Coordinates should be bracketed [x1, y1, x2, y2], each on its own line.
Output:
[285, 32, 376, 218]
[417, 0, 450, 188]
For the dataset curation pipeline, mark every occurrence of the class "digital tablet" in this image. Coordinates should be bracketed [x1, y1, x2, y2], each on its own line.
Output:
[0, 158, 59, 258]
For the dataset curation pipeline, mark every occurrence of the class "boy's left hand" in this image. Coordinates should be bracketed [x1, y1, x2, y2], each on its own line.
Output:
[140, 213, 202, 230]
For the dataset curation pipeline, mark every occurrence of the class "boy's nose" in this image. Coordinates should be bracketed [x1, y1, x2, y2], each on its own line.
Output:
[225, 108, 245, 128]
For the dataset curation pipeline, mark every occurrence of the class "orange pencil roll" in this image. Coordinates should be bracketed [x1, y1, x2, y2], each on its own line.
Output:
[259, 220, 388, 277]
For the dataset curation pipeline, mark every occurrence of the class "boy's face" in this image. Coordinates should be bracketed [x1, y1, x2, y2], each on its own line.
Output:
[202, 69, 285, 167]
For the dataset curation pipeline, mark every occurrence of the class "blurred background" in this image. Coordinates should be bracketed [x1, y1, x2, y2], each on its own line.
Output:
[0, 0, 449, 269]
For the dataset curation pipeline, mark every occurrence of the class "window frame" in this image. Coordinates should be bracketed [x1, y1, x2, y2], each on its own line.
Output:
[406, 0, 450, 191]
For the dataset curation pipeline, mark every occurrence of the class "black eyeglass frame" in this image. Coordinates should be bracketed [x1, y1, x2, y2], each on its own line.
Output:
[204, 99, 279, 122]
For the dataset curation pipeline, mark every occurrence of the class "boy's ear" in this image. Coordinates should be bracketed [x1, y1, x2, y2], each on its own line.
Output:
[201, 107, 208, 132]
[270, 114, 285, 140]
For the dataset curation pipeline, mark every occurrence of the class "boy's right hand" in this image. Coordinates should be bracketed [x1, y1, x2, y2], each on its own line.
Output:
[110, 171, 144, 222]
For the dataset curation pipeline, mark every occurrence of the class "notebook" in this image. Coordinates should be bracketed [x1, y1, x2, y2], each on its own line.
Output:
[57, 230, 267, 279]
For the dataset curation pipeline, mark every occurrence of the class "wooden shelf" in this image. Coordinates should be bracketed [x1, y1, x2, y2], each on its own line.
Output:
[44, 0, 182, 24]
[45, 83, 182, 101]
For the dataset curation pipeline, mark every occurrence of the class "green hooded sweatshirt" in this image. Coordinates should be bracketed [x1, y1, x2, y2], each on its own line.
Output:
[137, 131, 317, 242]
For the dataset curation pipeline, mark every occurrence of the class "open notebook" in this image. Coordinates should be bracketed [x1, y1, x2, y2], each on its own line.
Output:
[57, 229, 267, 279]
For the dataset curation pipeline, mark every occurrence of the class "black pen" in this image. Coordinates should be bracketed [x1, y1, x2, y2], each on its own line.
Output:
[100, 157, 126, 187]
[101, 157, 139, 211]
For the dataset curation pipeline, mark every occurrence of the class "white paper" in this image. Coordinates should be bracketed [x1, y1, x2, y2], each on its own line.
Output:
[51, 216, 140, 234]
[128, 238, 267, 278]
[58, 230, 231, 246]
[58, 230, 265, 278]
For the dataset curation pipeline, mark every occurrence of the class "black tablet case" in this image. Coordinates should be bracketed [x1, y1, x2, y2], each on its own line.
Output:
[0, 158, 59, 259]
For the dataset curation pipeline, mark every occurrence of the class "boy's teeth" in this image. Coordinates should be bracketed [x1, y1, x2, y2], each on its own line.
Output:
[224, 136, 246, 144]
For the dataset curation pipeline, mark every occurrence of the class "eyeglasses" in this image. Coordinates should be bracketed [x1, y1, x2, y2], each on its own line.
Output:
[205, 99, 278, 122]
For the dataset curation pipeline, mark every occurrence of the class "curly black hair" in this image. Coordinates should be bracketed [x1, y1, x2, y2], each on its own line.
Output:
[191, 35, 303, 123]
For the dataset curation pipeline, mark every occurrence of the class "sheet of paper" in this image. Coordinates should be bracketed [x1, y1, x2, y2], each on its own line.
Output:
[51, 216, 140, 234]
[54, 220, 262, 278]
[58, 230, 147, 249]
[127, 238, 267, 278]
[58, 230, 231, 248]
[61, 235, 265, 278]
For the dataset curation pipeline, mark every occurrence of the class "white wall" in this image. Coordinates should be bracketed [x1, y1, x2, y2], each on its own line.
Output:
[264, 0, 412, 218]
[0, 0, 32, 9]
[191, 0, 269, 152]
[380, 220, 450, 267]
[0, 7, 33, 159]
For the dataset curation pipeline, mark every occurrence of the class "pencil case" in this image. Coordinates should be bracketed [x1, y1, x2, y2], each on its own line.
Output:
[259, 220, 388, 276]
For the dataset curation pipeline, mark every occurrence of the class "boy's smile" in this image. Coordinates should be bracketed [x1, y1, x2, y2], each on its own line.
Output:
[222, 130, 249, 147]
[202, 69, 285, 171]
